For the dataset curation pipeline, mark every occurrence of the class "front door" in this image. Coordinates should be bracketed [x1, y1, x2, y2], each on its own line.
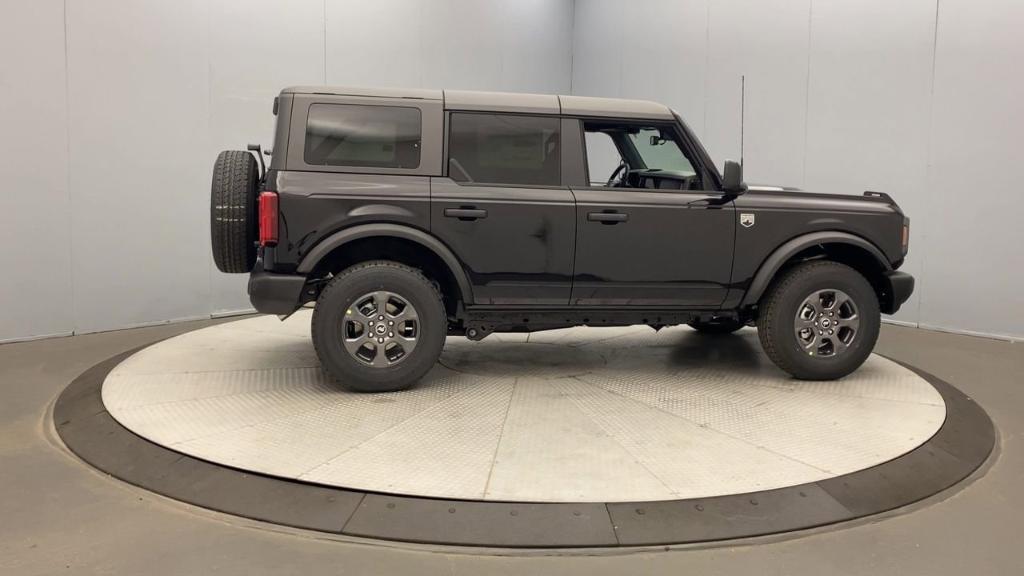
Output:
[431, 112, 575, 305]
[570, 120, 735, 307]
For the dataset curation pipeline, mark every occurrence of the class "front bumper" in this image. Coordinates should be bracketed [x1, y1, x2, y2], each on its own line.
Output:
[880, 270, 915, 314]
[248, 260, 308, 315]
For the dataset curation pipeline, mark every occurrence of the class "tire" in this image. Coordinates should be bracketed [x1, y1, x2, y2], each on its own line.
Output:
[210, 150, 259, 273]
[688, 318, 745, 334]
[756, 261, 880, 380]
[311, 260, 446, 392]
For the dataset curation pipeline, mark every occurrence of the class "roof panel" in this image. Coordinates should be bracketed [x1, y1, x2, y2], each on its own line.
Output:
[444, 90, 560, 114]
[559, 95, 673, 120]
[280, 86, 675, 121]
[281, 86, 442, 100]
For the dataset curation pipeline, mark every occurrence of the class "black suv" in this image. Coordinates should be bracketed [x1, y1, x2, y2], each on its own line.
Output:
[210, 86, 913, 392]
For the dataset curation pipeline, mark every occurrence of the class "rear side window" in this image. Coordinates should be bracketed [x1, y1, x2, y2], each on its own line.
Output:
[304, 104, 421, 169]
[448, 113, 560, 186]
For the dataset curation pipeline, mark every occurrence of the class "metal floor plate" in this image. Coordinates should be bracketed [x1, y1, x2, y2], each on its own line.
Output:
[101, 311, 946, 503]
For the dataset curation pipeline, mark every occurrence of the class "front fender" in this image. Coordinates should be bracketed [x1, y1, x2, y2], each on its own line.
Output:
[739, 231, 891, 307]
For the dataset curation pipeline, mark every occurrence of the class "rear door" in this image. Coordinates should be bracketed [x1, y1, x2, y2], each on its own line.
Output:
[570, 119, 735, 307]
[430, 112, 576, 305]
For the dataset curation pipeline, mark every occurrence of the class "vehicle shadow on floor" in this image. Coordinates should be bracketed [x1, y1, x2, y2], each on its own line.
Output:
[664, 330, 765, 371]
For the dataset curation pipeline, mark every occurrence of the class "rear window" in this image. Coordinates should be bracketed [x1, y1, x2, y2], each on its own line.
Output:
[448, 113, 560, 186]
[304, 104, 421, 169]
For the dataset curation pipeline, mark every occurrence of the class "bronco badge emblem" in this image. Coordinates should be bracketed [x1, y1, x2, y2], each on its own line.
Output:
[740, 213, 755, 228]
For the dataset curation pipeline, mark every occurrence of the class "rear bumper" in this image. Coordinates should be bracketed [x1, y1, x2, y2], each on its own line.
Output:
[248, 260, 307, 315]
[880, 270, 915, 314]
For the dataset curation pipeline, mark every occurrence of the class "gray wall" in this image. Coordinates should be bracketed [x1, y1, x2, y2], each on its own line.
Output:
[0, 0, 573, 343]
[2, 0, 1020, 342]
[573, 0, 1023, 340]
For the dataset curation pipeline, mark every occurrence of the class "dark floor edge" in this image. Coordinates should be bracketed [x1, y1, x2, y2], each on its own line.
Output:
[53, 347, 996, 549]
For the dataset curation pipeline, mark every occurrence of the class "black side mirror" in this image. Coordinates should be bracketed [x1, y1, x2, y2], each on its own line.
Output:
[722, 159, 747, 195]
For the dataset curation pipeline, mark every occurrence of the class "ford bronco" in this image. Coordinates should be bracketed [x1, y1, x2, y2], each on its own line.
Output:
[210, 86, 913, 392]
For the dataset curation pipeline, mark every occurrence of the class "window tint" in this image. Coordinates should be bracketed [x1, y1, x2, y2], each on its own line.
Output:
[629, 128, 695, 174]
[305, 104, 421, 168]
[448, 113, 560, 186]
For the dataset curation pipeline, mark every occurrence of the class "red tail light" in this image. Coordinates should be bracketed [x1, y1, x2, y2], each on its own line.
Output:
[258, 191, 278, 247]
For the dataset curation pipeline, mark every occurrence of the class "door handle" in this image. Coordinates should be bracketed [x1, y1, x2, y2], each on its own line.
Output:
[444, 207, 488, 221]
[588, 211, 628, 224]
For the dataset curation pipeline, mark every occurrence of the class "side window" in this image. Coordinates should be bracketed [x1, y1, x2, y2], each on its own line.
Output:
[305, 103, 421, 169]
[448, 113, 560, 186]
[584, 131, 624, 185]
[629, 127, 695, 174]
[583, 121, 703, 190]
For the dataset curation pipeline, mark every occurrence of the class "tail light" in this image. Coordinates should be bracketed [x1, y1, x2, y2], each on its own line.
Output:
[258, 191, 278, 247]
[901, 217, 910, 255]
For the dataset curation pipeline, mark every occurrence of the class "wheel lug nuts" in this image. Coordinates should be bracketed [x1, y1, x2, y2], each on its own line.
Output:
[377, 337, 384, 343]
[388, 332, 394, 337]
[388, 321, 394, 326]
[378, 315, 384, 320]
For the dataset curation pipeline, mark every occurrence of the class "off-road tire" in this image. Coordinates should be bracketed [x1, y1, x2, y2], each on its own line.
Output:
[757, 261, 880, 380]
[210, 150, 259, 273]
[688, 318, 746, 334]
[311, 260, 446, 392]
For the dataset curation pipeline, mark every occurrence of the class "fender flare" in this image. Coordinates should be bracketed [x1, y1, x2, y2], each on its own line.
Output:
[296, 223, 474, 304]
[740, 231, 892, 307]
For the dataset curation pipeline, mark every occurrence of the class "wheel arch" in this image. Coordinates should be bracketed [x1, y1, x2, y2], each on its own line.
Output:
[740, 231, 892, 308]
[297, 224, 473, 315]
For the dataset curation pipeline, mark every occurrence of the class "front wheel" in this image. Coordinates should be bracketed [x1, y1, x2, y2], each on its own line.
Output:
[756, 261, 880, 380]
[311, 261, 446, 392]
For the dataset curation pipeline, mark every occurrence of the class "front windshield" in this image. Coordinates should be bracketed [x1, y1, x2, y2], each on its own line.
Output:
[629, 128, 695, 175]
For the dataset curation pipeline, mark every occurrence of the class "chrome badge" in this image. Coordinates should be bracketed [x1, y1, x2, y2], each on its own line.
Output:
[740, 213, 755, 228]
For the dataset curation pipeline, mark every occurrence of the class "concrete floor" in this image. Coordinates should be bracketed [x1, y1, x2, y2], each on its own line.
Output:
[0, 319, 1020, 575]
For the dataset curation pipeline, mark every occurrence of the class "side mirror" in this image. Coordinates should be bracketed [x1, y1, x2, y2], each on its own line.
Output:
[722, 159, 747, 195]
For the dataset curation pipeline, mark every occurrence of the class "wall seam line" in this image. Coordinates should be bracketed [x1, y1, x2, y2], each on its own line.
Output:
[568, 0, 576, 94]
[62, 0, 77, 336]
[800, 0, 814, 189]
[915, 0, 942, 325]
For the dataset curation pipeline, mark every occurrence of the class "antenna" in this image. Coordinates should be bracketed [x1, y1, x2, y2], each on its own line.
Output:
[740, 75, 745, 169]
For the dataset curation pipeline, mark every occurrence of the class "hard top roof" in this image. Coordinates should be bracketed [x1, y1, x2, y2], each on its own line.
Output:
[281, 86, 674, 120]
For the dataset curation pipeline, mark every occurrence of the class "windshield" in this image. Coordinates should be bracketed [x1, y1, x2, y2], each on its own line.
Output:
[629, 128, 695, 175]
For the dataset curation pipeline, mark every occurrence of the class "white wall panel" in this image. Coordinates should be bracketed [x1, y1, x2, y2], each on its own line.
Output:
[495, 0, 574, 93]
[326, 0, 573, 93]
[703, 0, 811, 187]
[0, 0, 73, 342]
[208, 0, 325, 314]
[66, 0, 212, 333]
[803, 0, 937, 325]
[571, 0, 625, 98]
[918, 0, 1024, 338]
[572, 0, 708, 134]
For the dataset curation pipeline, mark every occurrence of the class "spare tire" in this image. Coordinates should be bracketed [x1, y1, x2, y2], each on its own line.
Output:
[210, 150, 259, 273]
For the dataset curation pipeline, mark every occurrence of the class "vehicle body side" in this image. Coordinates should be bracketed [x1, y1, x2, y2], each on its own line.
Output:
[252, 88, 910, 332]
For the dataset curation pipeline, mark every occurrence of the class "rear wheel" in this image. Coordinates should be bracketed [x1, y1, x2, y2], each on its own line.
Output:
[757, 261, 880, 380]
[688, 318, 745, 334]
[311, 261, 446, 392]
[210, 150, 259, 273]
